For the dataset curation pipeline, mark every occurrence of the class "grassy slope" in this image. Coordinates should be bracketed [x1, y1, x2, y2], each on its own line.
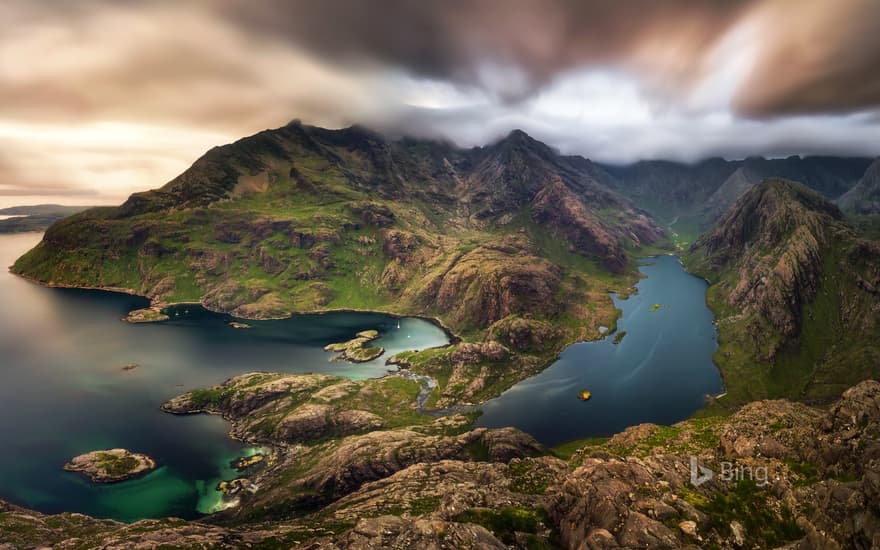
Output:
[685, 181, 880, 405]
[13, 128, 669, 406]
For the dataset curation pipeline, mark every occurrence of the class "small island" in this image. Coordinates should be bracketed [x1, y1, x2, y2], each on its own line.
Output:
[578, 390, 592, 401]
[324, 330, 385, 363]
[124, 307, 169, 324]
[613, 331, 627, 344]
[229, 321, 252, 329]
[63, 449, 156, 483]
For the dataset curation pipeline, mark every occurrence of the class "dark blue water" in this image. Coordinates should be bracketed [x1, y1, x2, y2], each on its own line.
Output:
[0, 233, 721, 520]
[476, 255, 723, 446]
[0, 233, 449, 521]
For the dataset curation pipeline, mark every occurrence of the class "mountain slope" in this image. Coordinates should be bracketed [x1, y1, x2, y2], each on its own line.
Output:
[839, 157, 880, 215]
[604, 156, 872, 234]
[12, 121, 664, 404]
[687, 179, 880, 402]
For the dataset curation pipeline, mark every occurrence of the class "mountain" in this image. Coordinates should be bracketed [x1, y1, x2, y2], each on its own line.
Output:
[0, 204, 91, 233]
[839, 158, 880, 215]
[602, 156, 872, 234]
[600, 157, 739, 225]
[3, 376, 880, 549]
[12, 121, 664, 405]
[687, 179, 880, 403]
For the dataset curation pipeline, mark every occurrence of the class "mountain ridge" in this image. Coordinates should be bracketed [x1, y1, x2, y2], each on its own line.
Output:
[12, 121, 665, 407]
[601, 155, 873, 237]
[687, 178, 880, 403]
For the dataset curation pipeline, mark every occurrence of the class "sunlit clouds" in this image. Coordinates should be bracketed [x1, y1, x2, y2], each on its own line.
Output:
[2, 0, 880, 206]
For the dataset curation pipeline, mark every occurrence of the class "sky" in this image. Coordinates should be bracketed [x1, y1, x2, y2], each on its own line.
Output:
[2, 0, 880, 208]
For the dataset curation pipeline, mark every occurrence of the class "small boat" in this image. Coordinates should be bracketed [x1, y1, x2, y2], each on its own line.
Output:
[578, 390, 592, 401]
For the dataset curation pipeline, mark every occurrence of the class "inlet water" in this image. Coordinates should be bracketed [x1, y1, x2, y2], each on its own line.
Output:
[0, 233, 449, 521]
[476, 255, 723, 446]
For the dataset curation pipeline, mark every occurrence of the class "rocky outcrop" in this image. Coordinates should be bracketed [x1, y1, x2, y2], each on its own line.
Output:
[324, 330, 385, 363]
[279, 427, 545, 504]
[417, 236, 564, 330]
[531, 179, 628, 273]
[547, 380, 880, 549]
[63, 449, 156, 483]
[124, 307, 169, 323]
[451, 341, 509, 363]
[314, 516, 508, 549]
[549, 455, 691, 549]
[488, 316, 563, 353]
[7, 381, 880, 549]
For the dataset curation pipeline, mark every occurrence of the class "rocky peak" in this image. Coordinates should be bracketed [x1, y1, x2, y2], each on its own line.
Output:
[688, 178, 880, 378]
[494, 128, 555, 155]
[690, 180, 845, 346]
[696, 178, 845, 267]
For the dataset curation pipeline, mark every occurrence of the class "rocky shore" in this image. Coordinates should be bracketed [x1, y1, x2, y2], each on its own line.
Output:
[62, 449, 156, 483]
[5, 379, 879, 548]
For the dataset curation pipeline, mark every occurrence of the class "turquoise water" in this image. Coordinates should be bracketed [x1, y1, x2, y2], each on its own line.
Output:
[0, 233, 449, 521]
[0, 233, 721, 520]
[476, 255, 723, 446]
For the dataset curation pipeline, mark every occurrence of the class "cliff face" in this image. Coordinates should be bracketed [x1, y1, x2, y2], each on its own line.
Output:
[4, 378, 880, 549]
[688, 179, 880, 402]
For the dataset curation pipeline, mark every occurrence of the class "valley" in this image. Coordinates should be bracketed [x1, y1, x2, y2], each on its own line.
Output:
[3, 123, 880, 548]
[7, 3, 880, 547]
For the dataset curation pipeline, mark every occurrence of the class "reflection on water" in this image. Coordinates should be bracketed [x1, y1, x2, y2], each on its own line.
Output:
[0, 233, 449, 521]
[476, 255, 722, 446]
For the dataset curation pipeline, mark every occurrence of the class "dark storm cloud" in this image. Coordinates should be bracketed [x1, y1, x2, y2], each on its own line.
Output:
[733, 0, 880, 116]
[2, 0, 880, 205]
[220, 0, 756, 100]
[219, 0, 880, 117]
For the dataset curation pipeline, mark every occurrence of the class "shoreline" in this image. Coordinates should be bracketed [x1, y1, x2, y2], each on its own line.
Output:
[9, 268, 462, 345]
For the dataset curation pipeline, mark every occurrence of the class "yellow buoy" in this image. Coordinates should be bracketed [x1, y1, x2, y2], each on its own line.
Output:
[578, 390, 592, 401]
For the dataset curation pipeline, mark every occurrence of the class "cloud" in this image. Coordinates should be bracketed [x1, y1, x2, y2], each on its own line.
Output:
[732, 0, 880, 116]
[217, 0, 880, 117]
[382, 70, 880, 163]
[218, 0, 755, 101]
[1, 0, 880, 205]
[0, 2, 390, 132]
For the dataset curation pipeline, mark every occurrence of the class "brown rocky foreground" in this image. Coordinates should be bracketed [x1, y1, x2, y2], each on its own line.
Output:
[3, 379, 879, 548]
